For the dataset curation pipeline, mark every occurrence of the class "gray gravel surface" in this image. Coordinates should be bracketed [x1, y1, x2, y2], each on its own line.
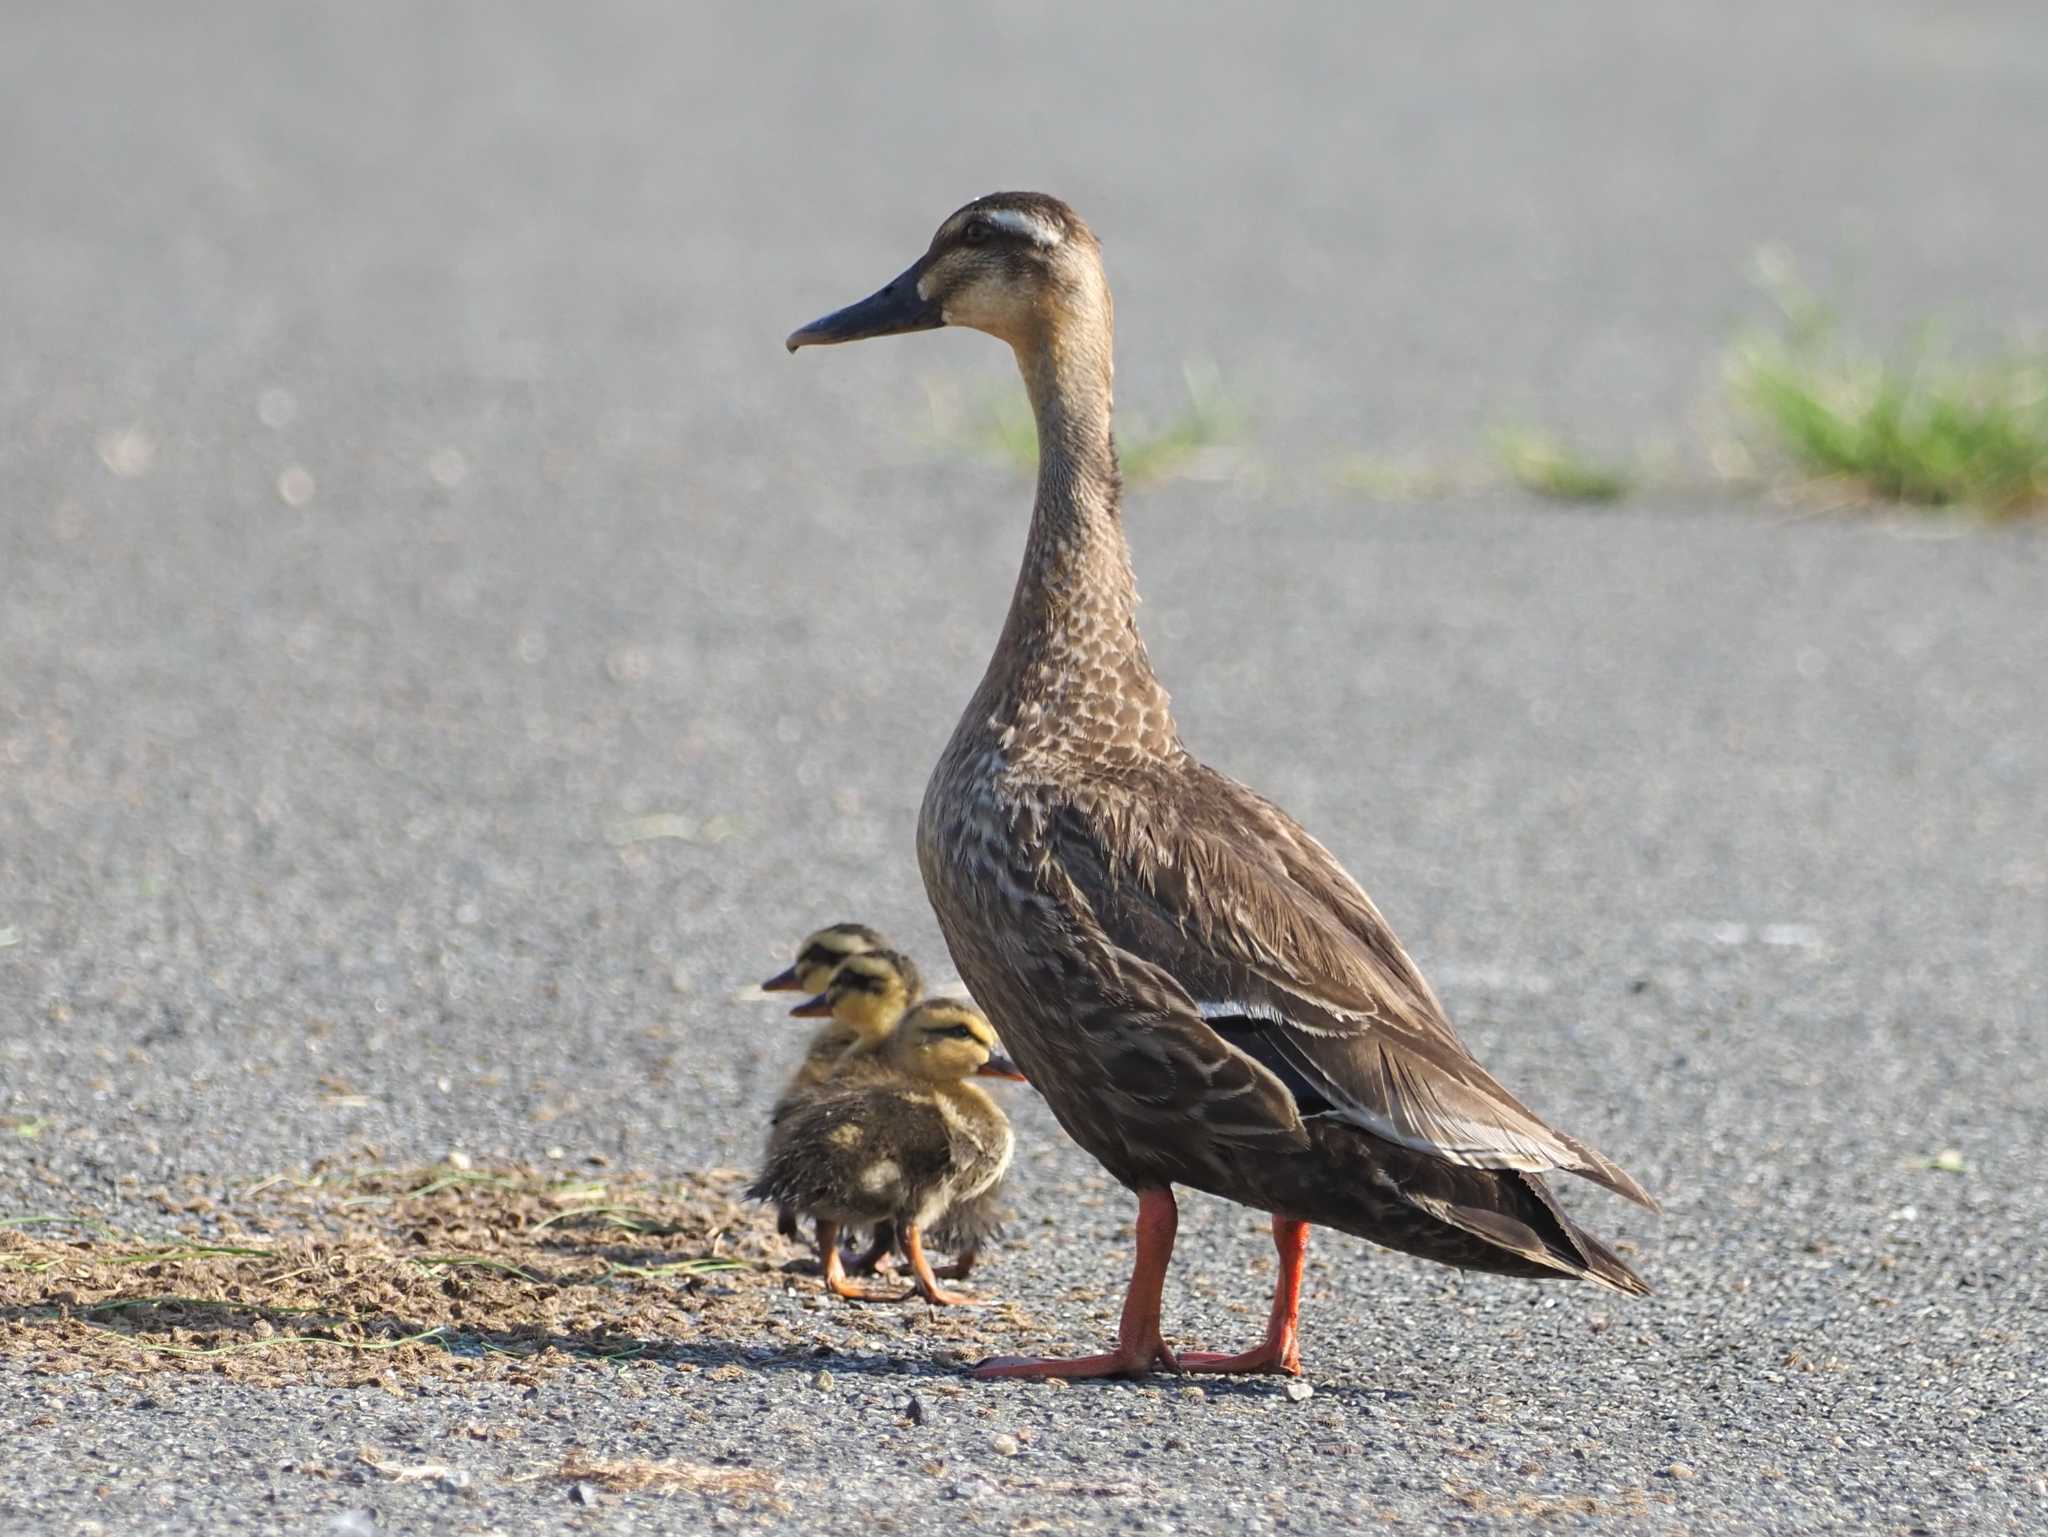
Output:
[4, 4, 2046, 1534]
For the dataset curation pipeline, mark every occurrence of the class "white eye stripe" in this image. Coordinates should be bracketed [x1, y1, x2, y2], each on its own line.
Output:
[977, 207, 1062, 248]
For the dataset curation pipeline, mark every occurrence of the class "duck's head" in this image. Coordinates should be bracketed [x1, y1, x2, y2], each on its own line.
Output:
[788, 947, 924, 1043]
[761, 922, 889, 995]
[885, 998, 1027, 1084]
[786, 192, 1106, 355]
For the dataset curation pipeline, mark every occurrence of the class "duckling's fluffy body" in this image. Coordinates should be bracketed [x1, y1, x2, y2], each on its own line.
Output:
[752, 999, 1015, 1304]
[762, 1065, 1011, 1238]
[762, 944, 922, 1244]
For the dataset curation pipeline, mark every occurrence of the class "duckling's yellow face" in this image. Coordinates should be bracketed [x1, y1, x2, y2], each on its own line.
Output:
[790, 948, 922, 1039]
[888, 1000, 1004, 1082]
[787, 193, 1104, 354]
[761, 922, 886, 995]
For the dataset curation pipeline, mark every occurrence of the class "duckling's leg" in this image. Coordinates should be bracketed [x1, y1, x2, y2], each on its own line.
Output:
[1178, 1214, 1309, 1376]
[971, 1187, 1183, 1378]
[847, 1221, 899, 1275]
[817, 1220, 906, 1303]
[933, 1245, 977, 1281]
[902, 1223, 984, 1307]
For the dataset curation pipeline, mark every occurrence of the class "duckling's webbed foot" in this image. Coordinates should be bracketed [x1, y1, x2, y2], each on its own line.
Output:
[904, 1222, 988, 1307]
[932, 1244, 977, 1281]
[817, 1220, 912, 1303]
[971, 1188, 1181, 1379]
[1177, 1214, 1308, 1376]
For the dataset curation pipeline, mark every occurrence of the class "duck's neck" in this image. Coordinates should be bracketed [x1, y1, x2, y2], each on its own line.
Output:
[979, 321, 1175, 760]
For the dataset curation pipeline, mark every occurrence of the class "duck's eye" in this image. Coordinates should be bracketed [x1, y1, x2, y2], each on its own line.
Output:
[940, 1024, 980, 1040]
[962, 219, 992, 246]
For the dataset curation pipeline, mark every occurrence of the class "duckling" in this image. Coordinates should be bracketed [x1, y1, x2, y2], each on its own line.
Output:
[775, 947, 924, 1103]
[750, 998, 1017, 1306]
[785, 950, 1025, 1279]
[759, 921, 889, 998]
[765, 947, 923, 1245]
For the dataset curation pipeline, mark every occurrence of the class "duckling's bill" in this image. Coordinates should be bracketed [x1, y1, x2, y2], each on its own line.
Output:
[788, 992, 834, 1018]
[760, 964, 804, 992]
[976, 1051, 1028, 1082]
[786, 261, 941, 351]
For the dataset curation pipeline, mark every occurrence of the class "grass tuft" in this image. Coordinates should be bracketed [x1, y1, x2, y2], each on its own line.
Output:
[1118, 363, 1248, 485]
[529, 1202, 668, 1234]
[1728, 260, 2048, 514]
[555, 1451, 778, 1499]
[1492, 429, 1632, 503]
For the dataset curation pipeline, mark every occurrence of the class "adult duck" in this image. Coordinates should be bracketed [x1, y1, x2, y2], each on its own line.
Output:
[787, 193, 1656, 1378]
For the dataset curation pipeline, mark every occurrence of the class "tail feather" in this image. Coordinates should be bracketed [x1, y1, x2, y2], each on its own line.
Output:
[1510, 1166, 1648, 1293]
[1556, 1131, 1661, 1213]
[1387, 1150, 1650, 1294]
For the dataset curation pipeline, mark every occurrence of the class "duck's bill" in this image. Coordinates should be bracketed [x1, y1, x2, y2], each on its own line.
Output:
[976, 1052, 1029, 1082]
[788, 993, 834, 1018]
[759, 965, 803, 992]
[786, 261, 941, 352]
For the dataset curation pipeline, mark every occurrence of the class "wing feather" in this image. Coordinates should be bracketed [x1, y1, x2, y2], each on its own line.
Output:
[1045, 763, 1656, 1210]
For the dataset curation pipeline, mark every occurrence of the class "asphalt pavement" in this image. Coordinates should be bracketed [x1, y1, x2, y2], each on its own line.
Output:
[3, 4, 2045, 1533]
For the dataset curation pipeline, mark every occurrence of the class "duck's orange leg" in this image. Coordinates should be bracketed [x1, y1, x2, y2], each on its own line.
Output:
[1179, 1214, 1309, 1376]
[818, 1220, 909, 1303]
[904, 1223, 984, 1307]
[972, 1187, 1182, 1379]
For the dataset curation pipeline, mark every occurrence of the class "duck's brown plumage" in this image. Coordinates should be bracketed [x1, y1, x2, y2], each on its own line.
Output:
[789, 191, 1655, 1372]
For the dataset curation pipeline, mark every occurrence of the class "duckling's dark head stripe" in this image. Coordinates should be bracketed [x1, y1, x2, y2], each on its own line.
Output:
[797, 922, 886, 969]
[831, 948, 923, 997]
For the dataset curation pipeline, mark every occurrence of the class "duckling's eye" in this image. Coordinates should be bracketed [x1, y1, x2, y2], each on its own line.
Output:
[940, 1024, 980, 1040]
[962, 218, 992, 246]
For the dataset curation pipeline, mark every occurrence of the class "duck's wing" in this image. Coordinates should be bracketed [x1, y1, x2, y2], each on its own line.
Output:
[1044, 763, 1656, 1210]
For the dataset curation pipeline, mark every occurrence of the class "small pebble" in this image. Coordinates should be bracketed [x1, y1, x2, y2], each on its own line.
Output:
[96, 427, 156, 479]
[1283, 1380, 1314, 1403]
[1179, 1385, 1206, 1402]
[1663, 1462, 1697, 1480]
[991, 1433, 1020, 1457]
[276, 465, 316, 507]
[905, 1394, 929, 1425]
[427, 447, 470, 489]
[569, 1482, 603, 1506]
[257, 387, 298, 429]
[811, 1368, 834, 1392]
